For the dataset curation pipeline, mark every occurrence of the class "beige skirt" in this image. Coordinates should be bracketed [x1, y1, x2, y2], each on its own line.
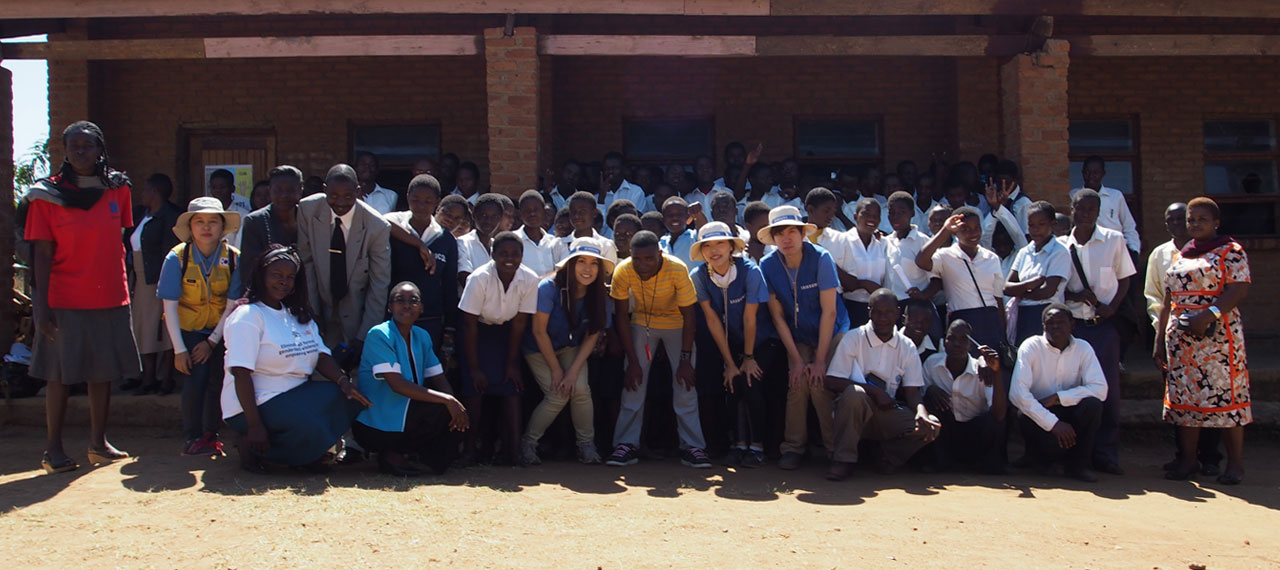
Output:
[131, 251, 171, 354]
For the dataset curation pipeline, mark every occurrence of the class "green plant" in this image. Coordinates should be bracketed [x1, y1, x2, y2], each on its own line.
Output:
[13, 139, 49, 192]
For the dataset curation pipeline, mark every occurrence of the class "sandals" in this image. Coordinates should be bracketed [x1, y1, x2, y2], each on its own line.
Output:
[41, 452, 78, 475]
[87, 447, 129, 465]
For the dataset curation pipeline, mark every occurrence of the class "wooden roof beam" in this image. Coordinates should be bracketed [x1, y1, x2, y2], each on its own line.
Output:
[1, 35, 480, 59]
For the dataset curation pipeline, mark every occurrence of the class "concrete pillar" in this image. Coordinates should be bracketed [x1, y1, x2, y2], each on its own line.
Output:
[484, 26, 540, 197]
[1000, 39, 1071, 208]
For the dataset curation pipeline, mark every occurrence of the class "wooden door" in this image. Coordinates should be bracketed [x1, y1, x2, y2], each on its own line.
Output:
[180, 130, 276, 206]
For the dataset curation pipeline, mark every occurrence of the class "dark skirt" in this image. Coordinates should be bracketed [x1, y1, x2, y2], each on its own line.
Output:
[845, 300, 870, 329]
[1015, 303, 1050, 346]
[31, 305, 141, 384]
[225, 381, 361, 466]
[949, 307, 1004, 350]
[460, 321, 521, 398]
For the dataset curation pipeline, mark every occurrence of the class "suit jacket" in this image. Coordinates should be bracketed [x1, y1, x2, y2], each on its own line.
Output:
[296, 194, 391, 345]
[239, 204, 299, 292]
[124, 200, 181, 285]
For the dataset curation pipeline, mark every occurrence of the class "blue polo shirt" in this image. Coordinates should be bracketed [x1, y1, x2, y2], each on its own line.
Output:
[660, 228, 698, 270]
[522, 277, 611, 355]
[691, 257, 775, 348]
[355, 321, 444, 433]
[760, 241, 850, 346]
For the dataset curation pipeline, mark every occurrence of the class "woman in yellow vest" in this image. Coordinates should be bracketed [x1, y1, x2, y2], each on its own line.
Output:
[159, 196, 243, 456]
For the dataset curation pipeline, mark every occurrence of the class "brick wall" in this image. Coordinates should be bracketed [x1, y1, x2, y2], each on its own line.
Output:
[550, 56, 957, 172]
[1001, 39, 1071, 211]
[955, 57, 1001, 163]
[79, 55, 488, 198]
[484, 27, 540, 196]
[1069, 56, 1280, 336]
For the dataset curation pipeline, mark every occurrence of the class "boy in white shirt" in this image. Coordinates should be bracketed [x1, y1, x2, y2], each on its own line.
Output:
[1010, 304, 1107, 482]
[922, 320, 1006, 473]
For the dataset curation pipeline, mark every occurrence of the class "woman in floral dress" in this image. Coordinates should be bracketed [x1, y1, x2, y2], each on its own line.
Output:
[1154, 197, 1250, 485]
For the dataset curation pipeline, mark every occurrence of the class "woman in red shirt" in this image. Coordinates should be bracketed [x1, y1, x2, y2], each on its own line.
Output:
[24, 121, 141, 474]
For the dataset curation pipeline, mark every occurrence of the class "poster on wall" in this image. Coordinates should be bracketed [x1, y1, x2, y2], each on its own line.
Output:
[203, 164, 254, 198]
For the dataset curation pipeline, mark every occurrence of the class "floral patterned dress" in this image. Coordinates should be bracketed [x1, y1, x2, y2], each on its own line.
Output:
[1163, 241, 1251, 427]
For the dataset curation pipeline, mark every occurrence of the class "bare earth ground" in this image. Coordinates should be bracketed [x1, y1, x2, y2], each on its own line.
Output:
[0, 426, 1277, 569]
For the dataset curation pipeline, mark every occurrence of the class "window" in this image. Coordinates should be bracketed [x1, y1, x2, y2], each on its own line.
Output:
[1203, 119, 1280, 236]
[623, 117, 714, 164]
[1068, 118, 1141, 231]
[793, 117, 882, 189]
[349, 122, 441, 192]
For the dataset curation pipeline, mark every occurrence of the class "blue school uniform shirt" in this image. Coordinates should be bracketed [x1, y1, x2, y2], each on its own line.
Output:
[355, 320, 445, 433]
[691, 257, 775, 348]
[522, 277, 611, 355]
[660, 228, 698, 270]
[760, 241, 850, 346]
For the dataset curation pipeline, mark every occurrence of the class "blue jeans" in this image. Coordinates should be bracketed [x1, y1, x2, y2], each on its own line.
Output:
[181, 329, 223, 441]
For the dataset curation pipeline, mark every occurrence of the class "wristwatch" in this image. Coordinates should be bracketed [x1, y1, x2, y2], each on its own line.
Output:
[1207, 305, 1222, 320]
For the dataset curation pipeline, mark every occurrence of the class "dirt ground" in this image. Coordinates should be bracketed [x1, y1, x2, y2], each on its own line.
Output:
[0, 426, 1277, 569]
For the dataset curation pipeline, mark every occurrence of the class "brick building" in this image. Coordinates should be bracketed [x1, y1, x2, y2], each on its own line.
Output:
[2, 2, 1280, 341]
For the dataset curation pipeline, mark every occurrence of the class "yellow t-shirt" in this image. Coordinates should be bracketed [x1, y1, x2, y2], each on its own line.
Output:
[610, 253, 698, 330]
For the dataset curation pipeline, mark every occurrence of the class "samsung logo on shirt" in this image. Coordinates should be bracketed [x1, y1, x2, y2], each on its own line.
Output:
[800, 283, 818, 291]
[729, 294, 746, 304]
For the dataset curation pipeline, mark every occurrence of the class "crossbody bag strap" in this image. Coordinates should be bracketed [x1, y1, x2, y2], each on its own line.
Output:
[1069, 244, 1093, 293]
[961, 256, 988, 309]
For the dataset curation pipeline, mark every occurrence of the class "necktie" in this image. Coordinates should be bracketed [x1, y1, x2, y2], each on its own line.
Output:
[330, 218, 348, 301]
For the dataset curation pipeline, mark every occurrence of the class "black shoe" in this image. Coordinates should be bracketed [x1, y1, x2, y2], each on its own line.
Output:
[1200, 463, 1221, 477]
[1093, 461, 1125, 476]
[778, 452, 803, 471]
[1216, 472, 1243, 485]
[378, 454, 424, 477]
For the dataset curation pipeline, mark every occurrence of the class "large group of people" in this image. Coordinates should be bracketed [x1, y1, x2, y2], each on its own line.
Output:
[22, 120, 1253, 486]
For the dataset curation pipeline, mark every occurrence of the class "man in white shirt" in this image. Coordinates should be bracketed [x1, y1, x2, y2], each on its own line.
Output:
[884, 192, 934, 305]
[1063, 188, 1135, 476]
[207, 168, 252, 249]
[1010, 304, 1107, 482]
[354, 152, 399, 216]
[824, 289, 940, 481]
[516, 190, 568, 279]
[598, 151, 649, 216]
[1069, 156, 1140, 254]
[1142, 202, 1224, 475]
[923, 319, 1007, 473]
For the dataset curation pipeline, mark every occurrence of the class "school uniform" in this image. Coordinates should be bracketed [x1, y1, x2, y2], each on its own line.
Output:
[597, 180, 649, 217]
[385, 212, 458, 350]
[456, 230, 492, 276]
[760, 242, 852, 457]
[1007, 238, 1071, 343]
[660, 228, 698, 269]
[981, 204, 1029, 251]
[361, 184, 399, 216]
[827, 323, 929, 469]
[522, 277, 606, 447]
[518, 226, 569, 279]
[843, 230, 890, 328]
[911, 198, 937, 236]
[457, 260, 540, 397]
[1010, 334, 1108, 472]
[353, 320, 456, 473]
[1063, 225, 1136, 469]
[609, 254, 706, 451]
[1069, 185, 1140, 253]
[885, 227, 932, 301]
[560, 230, 619, 265]
[929, 242, 1007, 350]
[922, 352, 1003, 471]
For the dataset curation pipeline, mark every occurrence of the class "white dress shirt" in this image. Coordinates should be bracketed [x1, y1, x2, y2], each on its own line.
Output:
[1143, 240, 1180, 326]
[830, 199, 860, 232]
[224, 194, 253, 250]
[549, 187, 576, 211]
[1069, 185, 1140, 252]
[828, 322, 924, 399]
[885, 227, 932, 301]
[810, 228, 856, 294]
[598, 180, 649, 217]
[1008, 238, 1072, 306]
[519, 226, 569, 279]
[1010, 335, 1108, 431]
[361, 184, 398, 216]
[457, 260, 539, 325]
[981, 204, 1029, 251]
[1063, 225, 1137, 320]
[1004, 186, 1031, 236]
[912, 199, 937, 235]
[922, 352, 993, 422]
[843, 230, 889, 303]
[928, 243, 1006, 312]
[456, 230, 491, 275]
[451, 188, 480, 205]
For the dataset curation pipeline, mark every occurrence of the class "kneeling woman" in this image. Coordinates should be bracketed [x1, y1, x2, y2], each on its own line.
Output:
[354, 282, 469, 476]
[520, 238, 612, 465]
[222, 245, 372, 473]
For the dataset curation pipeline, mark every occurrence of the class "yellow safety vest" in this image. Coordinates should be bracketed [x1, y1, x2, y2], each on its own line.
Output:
[171, 242, 238, 331]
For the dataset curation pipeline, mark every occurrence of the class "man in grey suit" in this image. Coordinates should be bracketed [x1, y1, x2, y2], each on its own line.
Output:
[297, 163, 391, 357]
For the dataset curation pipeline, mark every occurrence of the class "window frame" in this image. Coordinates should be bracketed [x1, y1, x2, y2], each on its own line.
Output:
[791, 114, 884, 165]
[347, 120, 443, 168]
[621, 115, 716, 166]
[1068, 115, 1142, 234]
[1202, 116, 1280, 239]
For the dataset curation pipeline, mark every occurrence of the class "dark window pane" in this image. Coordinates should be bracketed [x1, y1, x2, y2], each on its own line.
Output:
[1204, 120, 1276, 153]
[1204, 161, 1278, 195]
[1069, 120, 1133, 154]
[1070, 160, 1134, 196]
[1219, 202, 1276, 236]
[624, 119, 713, 162]
[353, 125, 441, 165]
[795, 120, 879, 159]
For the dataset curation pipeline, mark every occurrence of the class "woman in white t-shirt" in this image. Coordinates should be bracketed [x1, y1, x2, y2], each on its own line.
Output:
[222, 245, 372, 473]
